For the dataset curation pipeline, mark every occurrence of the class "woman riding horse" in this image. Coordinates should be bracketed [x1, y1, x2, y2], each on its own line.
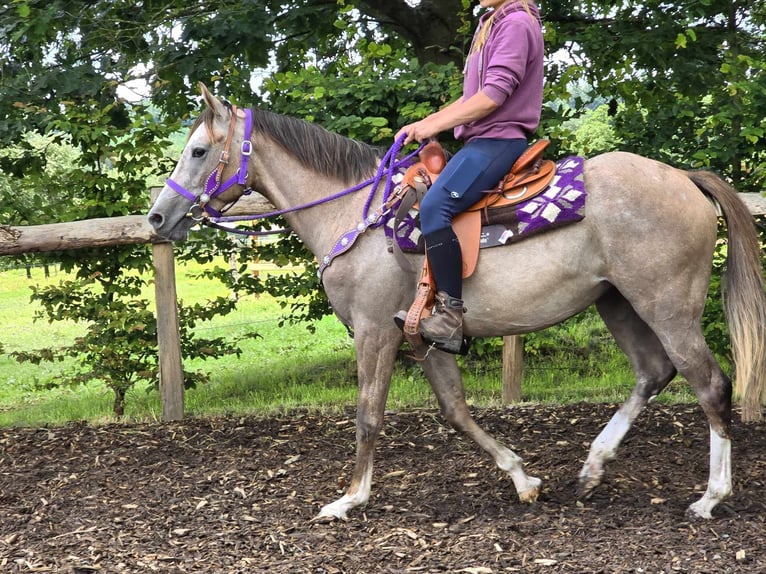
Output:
[396, 0, 545, 353]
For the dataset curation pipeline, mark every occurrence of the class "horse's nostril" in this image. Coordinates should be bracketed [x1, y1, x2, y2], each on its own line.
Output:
[148, 212, 164, 229]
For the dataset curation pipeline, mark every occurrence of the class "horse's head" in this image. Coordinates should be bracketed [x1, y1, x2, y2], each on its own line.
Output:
[148, 83, 253, 240]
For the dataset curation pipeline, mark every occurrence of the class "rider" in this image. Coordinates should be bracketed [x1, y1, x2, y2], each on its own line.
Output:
[396, 0, 544, 353]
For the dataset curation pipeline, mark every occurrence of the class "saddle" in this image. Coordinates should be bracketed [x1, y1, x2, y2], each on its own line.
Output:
[394, 139, 556, 277]
[396, 139, 556, 354]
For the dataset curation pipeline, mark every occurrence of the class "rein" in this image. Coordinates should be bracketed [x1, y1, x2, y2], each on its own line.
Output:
[209, 133, 424, 230]
[165, 106, 426, 270]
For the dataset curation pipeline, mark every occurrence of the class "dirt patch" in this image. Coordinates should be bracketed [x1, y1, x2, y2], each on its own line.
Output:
[1, 403, 765, 573]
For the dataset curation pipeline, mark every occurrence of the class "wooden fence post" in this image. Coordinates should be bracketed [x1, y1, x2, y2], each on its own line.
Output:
[502, 335, 523, 403]
[152, 241, 185, 421]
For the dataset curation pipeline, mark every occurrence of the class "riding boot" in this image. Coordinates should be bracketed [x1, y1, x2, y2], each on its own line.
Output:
[419, 290, 466, 353]
[394, 226, 463, 333]
[418, 227, 466, 352]
[424, 227, 463, 299]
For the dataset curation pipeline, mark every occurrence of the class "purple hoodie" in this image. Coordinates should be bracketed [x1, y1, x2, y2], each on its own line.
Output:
[454, 1, 544, 142]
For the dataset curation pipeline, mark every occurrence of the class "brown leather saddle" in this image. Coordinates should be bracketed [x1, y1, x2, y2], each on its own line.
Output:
[395, 139, 556, 355]
[394, 139, 556, 278]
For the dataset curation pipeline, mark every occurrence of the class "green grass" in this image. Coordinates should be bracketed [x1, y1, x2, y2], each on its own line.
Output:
[0, 261, 696, 427]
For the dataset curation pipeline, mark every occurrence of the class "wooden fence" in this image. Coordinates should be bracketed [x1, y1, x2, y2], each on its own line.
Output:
[2, 192, 764, 421]
[1, 193, 271, 421]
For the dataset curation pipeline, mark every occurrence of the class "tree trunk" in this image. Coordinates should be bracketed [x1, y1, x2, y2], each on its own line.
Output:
[113, 387, 126, 418]
[358, 0, 469, 66]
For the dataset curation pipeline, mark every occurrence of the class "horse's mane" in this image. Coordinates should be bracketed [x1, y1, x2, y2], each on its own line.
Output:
[190, 106, 384, 185]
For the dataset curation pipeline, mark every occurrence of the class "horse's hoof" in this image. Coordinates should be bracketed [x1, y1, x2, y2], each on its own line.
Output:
[577, 464, 604, 500]
[313, 501, 350, 523]
[311, 512, 345, 524]
[518, 477, 542, 503]
[686, 501, 713, 520]
[577, 477, 599, 500]
[312, 508, 348, 523]
[518, 488, 539, 503]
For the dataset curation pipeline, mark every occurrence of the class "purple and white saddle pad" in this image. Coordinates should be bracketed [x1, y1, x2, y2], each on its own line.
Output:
[385, 156, 587, 253]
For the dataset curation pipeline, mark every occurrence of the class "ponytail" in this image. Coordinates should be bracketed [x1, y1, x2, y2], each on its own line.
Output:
[471, 11, 496, 54]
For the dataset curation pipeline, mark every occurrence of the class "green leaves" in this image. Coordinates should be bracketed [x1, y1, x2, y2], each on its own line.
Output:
[545, 0, 765, 192]
[263, 46, 460, 146]
[16, 2, 30, 18]
[675, 28, 697, 49]
[0, 0, 763, 413]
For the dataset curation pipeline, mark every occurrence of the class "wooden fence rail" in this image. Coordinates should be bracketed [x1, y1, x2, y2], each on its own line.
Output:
[1, 192, 764, 420]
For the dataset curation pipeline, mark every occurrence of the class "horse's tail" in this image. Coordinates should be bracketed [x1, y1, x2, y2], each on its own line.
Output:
[688, 171, 766, 422]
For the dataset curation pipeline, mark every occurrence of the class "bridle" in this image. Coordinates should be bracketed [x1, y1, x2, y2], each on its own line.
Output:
[165, 105, 254, 219]
[163, 103, 427, 255]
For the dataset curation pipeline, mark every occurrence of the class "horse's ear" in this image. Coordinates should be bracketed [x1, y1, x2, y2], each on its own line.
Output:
[198, 82, 227, 118]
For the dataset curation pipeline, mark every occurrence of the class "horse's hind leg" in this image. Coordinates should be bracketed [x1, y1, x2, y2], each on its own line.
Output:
[579, 288, 678, 497]
[422, 350, 542, 502]
[595, 288, 733, 518]
[661, 330, 733, 519]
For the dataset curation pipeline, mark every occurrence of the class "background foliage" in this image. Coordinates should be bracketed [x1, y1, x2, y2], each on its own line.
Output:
[0, 0, 763, 413]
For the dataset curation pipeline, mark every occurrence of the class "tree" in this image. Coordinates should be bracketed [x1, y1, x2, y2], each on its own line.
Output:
[563, 104, 623, 157]
[1, 0, 763, 412]
[6, 1, 761, 179]
[542, 0, 764, 190]
[0, 2, 270, 415]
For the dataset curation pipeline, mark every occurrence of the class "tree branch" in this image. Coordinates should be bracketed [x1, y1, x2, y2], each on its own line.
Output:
[356, 0, 466, 65]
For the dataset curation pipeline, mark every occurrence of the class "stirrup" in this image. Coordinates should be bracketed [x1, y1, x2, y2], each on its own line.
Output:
[394, 313, 471, 355]
[422, 335, 472, 355]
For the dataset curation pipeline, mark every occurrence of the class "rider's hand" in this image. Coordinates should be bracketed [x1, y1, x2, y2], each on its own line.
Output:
[395, 125, 416, 145]
[396, 117, 440, 146]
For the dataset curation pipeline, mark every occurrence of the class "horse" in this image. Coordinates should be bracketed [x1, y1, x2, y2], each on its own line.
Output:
[147, 85, 766, 521]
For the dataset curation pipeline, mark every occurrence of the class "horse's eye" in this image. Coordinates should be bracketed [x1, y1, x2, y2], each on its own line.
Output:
[191, 147, 207, 158]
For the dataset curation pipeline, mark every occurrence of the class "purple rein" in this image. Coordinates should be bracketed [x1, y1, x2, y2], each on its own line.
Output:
[212, 132, 425, 228]
[165, 108, 425, 242]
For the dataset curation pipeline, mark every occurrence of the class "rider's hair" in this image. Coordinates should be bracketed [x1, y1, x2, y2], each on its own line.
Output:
[472, 0, 533, 54]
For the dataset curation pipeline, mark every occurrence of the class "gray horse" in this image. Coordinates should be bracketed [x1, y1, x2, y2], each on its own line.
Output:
[148, 86, 766, 521]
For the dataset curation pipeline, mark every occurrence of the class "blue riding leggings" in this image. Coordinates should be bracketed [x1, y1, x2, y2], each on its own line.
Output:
[419, 138, 529, 235]
[418, 137, 528, 299]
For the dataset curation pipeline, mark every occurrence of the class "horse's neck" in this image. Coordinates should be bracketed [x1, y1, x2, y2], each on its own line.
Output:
[253, 147, 377, 259]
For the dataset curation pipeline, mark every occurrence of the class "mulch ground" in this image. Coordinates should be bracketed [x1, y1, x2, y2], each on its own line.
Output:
[1, 402, 765, 573]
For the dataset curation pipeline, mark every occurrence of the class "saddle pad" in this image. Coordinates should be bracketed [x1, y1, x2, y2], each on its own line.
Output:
[385, 156, 586, 254]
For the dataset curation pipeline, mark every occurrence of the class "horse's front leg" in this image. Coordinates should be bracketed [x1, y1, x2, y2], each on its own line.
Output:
[316, 326, 401, 521]
[422, 350, 542, 502]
